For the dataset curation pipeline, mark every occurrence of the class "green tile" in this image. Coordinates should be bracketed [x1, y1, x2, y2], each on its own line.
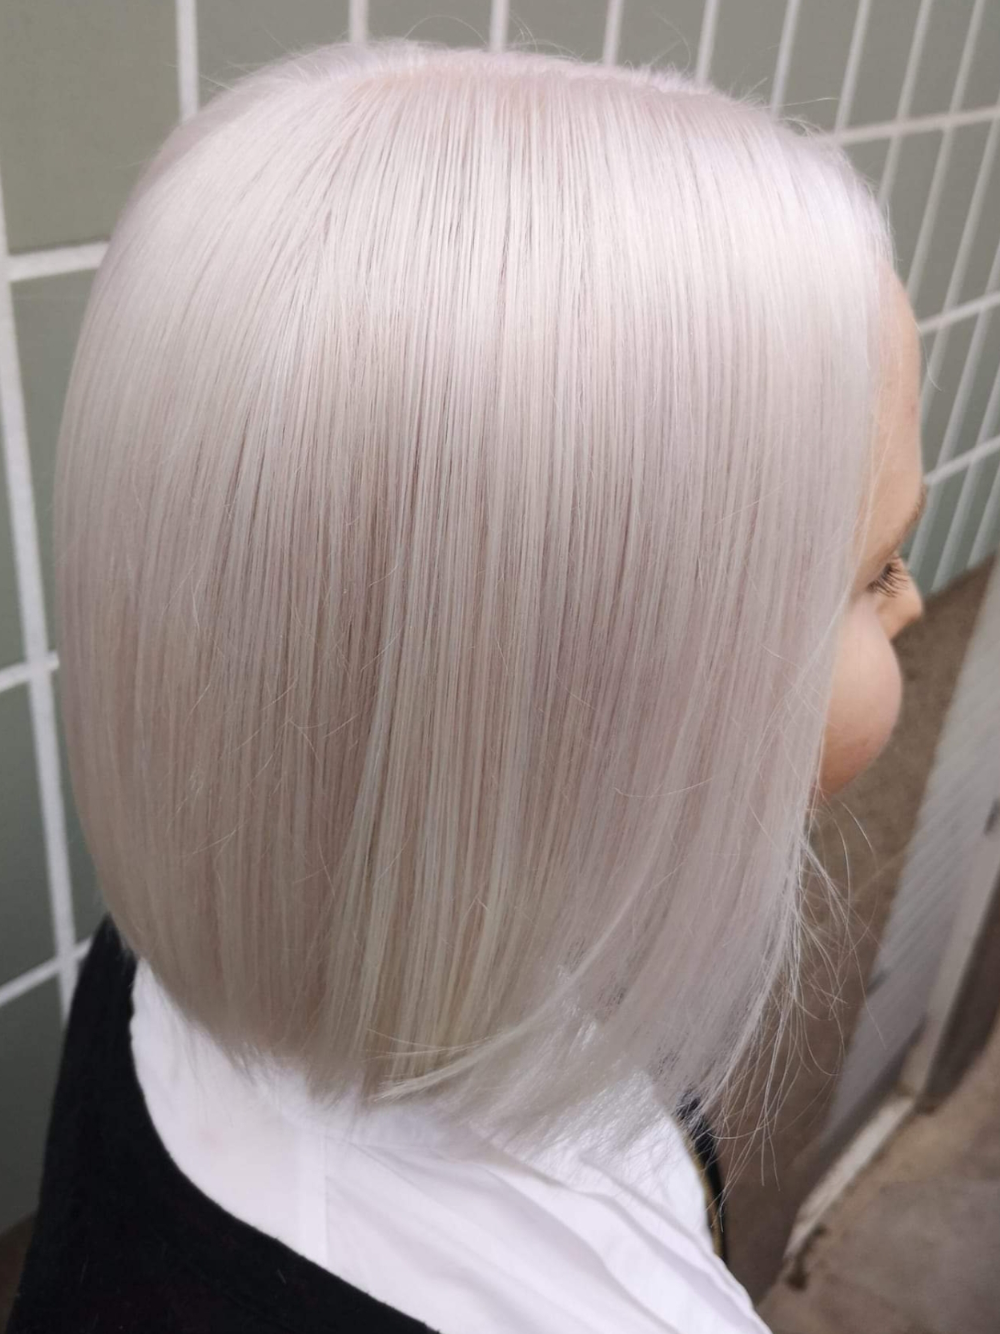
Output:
[848, 0, 924, 129]
[774, 0, 859, 133]
[51, 672, 105, 941]
[198, 0, 350, 105]
[368, 0, 490, 47]
[887, 130, 943, 290]
[911, 122, 991, 323]
[11, 271, 94, 650]
[920, 316, 976, 474]
[910, 0, 977, 118]
[0, 686, 53, 988]
[0, 420, 25, 670]
[935, 449, 1000, 585]
[846, 138, 890, 197]
[0, 979, 62, 1233]
[0, 1, 178, 253]
[910, 468, 965, 595]
[962, 2, 1000, 110]
[709, 0, 787, 105]
[506, 0, 608, 62]
[962, 308, 1000, 450]
[969, 465, 1000, 566]
[617, 0, 704, 73]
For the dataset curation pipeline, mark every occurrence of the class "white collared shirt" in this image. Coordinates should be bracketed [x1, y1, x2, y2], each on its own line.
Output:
[130, 959, 773, 1333]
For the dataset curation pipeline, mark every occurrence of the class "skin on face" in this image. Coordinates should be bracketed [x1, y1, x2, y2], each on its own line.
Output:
[817, 272, 927, 799]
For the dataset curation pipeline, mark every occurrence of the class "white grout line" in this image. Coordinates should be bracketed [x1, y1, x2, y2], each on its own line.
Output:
[928, 230, 1000, 472]
[925, 432, 1000, 488]
[917, 288, 1000, 336]
[979, 363, 1000, 457]
[489, 0, 508, 53]
[969, 439, 1000, 567]
[965, 361, 1000, 568]
[0, 935, 94, 1012]
[0, 955, 62, 1008]
[902, 0, 986, 311]
[350, 0, 368, 46]
[695, 0, 719, 85]
[0, 175, 78, 1018]
[829, 101, 999, 149]
[833, 0, 872, 135]
[602, 0, 624, 67]
[175, 0, 199, 122]
[909, 232, 1000, 582]
[9, 242, 107, 284]
[913, 112, 1000, 425]
[933, 452, 991, 591]
[876, 0, 936, 212]
[770, 0, 801, 116]
[0, 649, 58, 694]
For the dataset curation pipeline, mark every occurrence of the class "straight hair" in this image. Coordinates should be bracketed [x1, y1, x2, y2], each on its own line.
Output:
[55, 39, 895, 1156]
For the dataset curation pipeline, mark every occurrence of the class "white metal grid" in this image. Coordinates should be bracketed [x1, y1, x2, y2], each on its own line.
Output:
[0, 0, 998, 1018]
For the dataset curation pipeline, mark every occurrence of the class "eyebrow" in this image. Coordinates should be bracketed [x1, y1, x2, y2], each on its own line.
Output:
[871, 480, 929, 571]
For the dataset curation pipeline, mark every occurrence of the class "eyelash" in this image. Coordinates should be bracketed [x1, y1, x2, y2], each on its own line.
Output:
[868, 555, 909, 598]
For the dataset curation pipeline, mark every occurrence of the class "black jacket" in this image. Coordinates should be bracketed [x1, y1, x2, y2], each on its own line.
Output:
[8, 917, 727, 1331]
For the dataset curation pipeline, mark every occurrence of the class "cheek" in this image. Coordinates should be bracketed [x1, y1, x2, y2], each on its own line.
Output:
[819, 609, 904, 798]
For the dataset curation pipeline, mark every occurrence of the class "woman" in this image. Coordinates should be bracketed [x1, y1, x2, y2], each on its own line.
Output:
[11, 39, 925, 1332]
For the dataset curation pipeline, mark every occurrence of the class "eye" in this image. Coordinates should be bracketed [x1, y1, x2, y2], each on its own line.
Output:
[868, 554, 910, 599]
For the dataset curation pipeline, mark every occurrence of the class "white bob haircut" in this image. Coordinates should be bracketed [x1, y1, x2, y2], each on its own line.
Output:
[56, 39, 896, 1154]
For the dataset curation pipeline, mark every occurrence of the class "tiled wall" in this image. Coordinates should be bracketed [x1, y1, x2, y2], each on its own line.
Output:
[1, 0, 999, 1235]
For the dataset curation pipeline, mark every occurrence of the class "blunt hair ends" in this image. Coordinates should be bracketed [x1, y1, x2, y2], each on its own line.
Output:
[55, 40, 895, 1158]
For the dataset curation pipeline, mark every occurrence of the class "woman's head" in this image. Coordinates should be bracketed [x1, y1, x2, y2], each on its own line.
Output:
[55, 40, 907, 1147]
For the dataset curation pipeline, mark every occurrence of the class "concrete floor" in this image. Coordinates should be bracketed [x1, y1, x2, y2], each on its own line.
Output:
[759, 1011, 1000, 1334]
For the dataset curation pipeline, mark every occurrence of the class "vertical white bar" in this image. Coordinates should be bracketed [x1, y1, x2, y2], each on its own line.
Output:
[350, 0, 368, 46]
[904, 0, 987, 309]
[175, 0, 199, 122]
[603, 0, 624, 66]
[932, 457, 983, 592]
[908, 181, 1000, 584]
[695, 0, 720, 85]
[967, 364, 1000, 568]
[489, 0, 508, 52]
[969, 447, 1000, 568]
[0, 176, 78, 1016]
[834, 0, 872, 134]
[877, 0, 936, 212]
[770, 0, 801, 116]
[929, 220, 1000, 470]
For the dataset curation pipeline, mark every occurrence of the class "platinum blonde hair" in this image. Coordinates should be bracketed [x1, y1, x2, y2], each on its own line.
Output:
[56, 39, 895, 1154]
